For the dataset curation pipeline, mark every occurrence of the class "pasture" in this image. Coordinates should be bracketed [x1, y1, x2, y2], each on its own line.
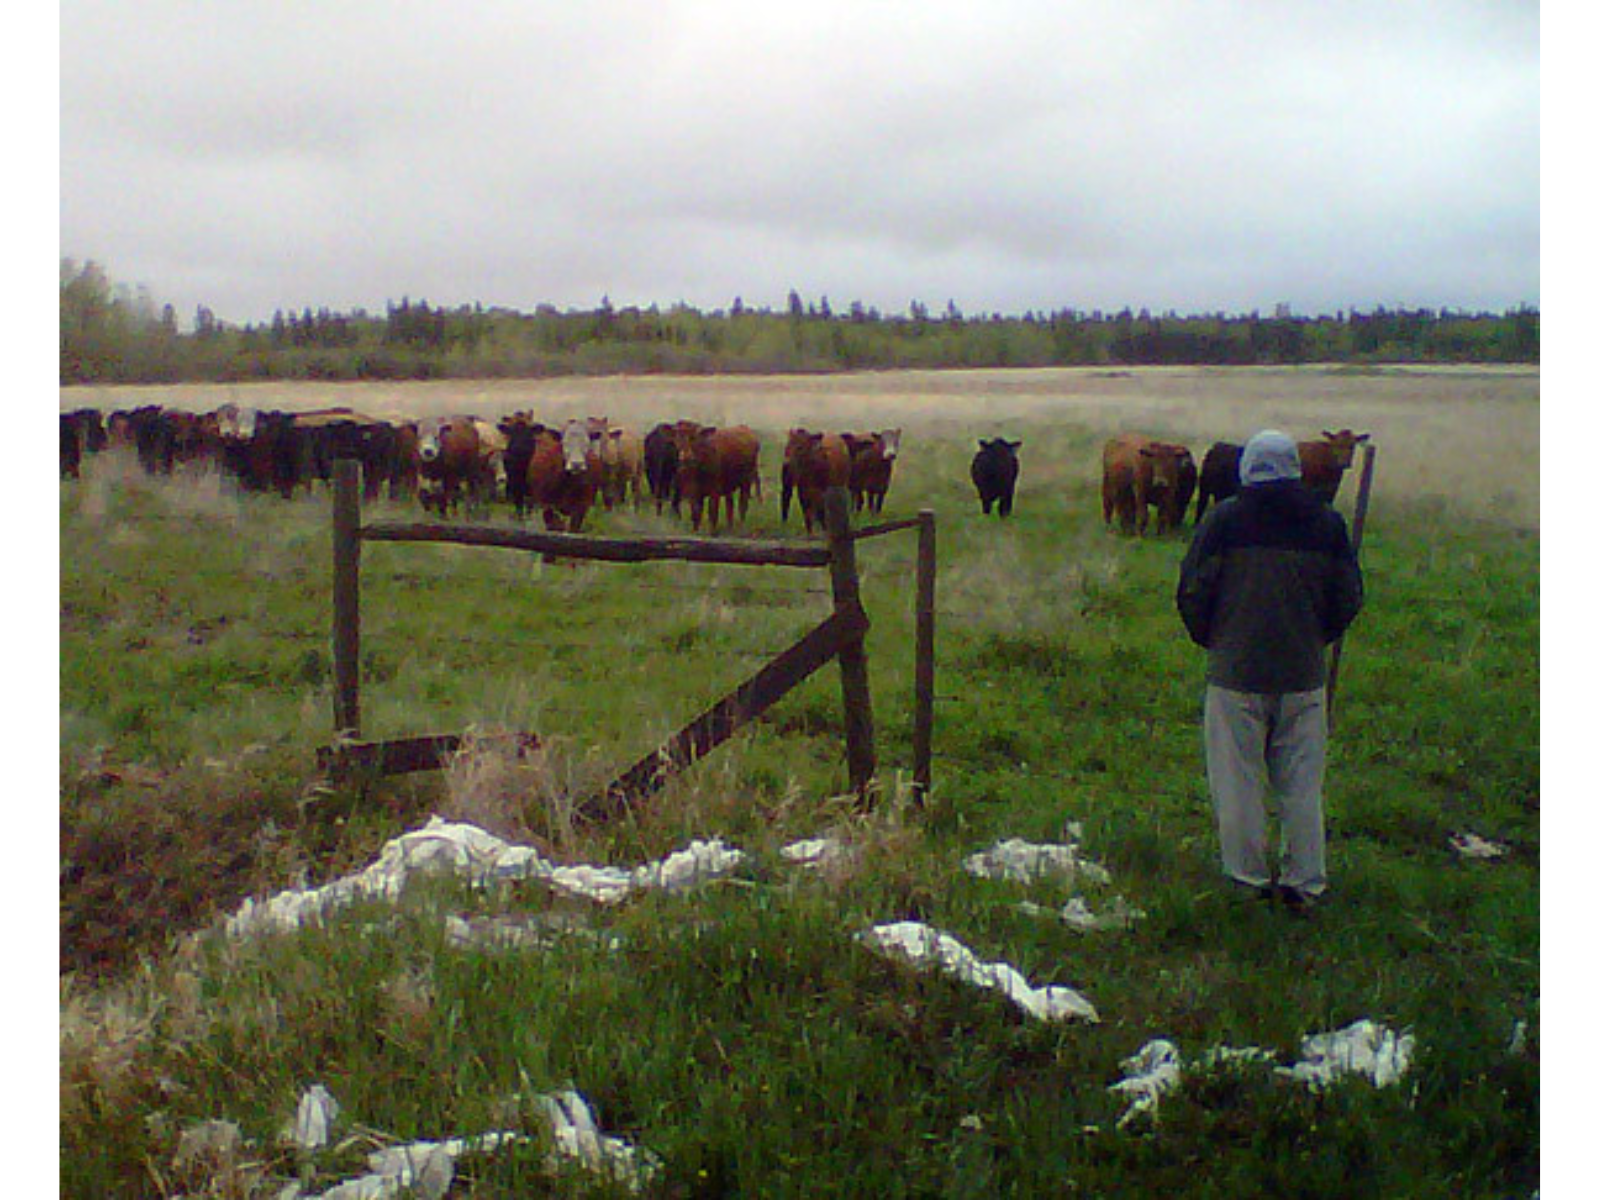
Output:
[60, 366, 1538, 1197]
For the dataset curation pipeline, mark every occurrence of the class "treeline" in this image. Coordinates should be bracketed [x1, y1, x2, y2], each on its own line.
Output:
[60, 258, 1539, 385]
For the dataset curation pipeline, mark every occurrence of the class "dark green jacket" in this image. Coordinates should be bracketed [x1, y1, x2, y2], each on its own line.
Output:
[1177, 481, 1364, 693]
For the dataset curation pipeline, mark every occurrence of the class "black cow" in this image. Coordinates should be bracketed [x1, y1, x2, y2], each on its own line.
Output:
[643, 422, 680, 516]
[970, 438, 1021, 516]
[1195, 441, 1243, 522]
[60, 410, 106, 478]
[225, 410, 307, 498]
[61, 414, 85, 479]
[117, 406, 176, 475]
[499, 417, 544, 519]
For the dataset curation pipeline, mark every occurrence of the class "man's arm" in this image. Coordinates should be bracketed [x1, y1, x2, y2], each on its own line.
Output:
[1176, 516, 1223, 647]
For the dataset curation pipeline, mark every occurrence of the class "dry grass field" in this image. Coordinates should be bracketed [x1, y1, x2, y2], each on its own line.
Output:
[62, 363, 1539, 529]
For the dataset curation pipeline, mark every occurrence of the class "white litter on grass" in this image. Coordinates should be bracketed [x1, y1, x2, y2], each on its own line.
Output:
[1108, 1039, 1183, 1127]
[227, 817, 746, 938]
[288, 1084, 340, 1151]
[287, 1090, 658, 1199]
[1277, 1019, 1416, 1090]
[534, 1089, 663, 1192]
[1451, 831, 1509, 860]
[858, 921, 1099, 1023]
[175, 1119, 243, 1166]
[1194, 1044, 1278, 1072]
[1020, 895, 1147, 932]
[963, 838, 1112, 887]
[781, 837, 850, 869]
[1107, 1033, 1381, 1127]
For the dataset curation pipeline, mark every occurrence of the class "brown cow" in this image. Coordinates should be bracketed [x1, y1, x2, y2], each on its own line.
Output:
[1297, 429, 1371, 505]
[671, 422, 761, 533]
[782, 429, 852, 534]
[844, 428, 902, 515]
[1102, 434, 1196, 535]
[522, 418, 600, 533]
[585, 417, 645, 509]
[416, 416, 490, 516]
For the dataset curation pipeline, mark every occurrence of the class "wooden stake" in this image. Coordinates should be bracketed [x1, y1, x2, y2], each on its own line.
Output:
[825, 486, 876, 798]
[912, 509, 936, 801]
[1326, 442, 1377, 733]
[332, 459, 362, 738]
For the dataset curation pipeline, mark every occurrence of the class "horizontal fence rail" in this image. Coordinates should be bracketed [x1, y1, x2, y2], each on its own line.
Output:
[361, 520, 833, 568]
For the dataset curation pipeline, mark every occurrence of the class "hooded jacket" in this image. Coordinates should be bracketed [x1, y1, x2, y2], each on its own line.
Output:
[1176, 480, 1364, 693]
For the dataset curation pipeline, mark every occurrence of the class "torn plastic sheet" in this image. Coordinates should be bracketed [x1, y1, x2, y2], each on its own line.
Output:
[1020, 895, 1147, 932]
[442, 909, 626, 954]
[227, 817, 746, 938]
[858, 920, 1099, 1023]
[1109, 1031, 1396, 1126]
[286, 1089, 658, 1199]
[781, 837, 851, 870]
[1108, 1039, 1183, 1127]
[1450, 831, 1509, 860]
[962, 838, 1111, 887]
[288, 1084, 340, 1151]
[1278, 1019, 1416, 1090]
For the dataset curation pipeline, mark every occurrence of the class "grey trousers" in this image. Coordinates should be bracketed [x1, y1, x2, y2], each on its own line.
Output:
[1204, 685, 1328, 895]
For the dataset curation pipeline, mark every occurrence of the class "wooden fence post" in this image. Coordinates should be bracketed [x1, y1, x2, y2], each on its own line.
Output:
[912, 509, 936, 802]
[1326, 442, 1376, 734]
[824, 486, 876, 798]
[332, 458, 362, 739]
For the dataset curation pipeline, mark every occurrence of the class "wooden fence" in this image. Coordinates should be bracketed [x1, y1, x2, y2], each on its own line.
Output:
[319, 459, 935, 817]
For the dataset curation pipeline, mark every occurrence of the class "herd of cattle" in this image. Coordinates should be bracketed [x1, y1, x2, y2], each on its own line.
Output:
[60, 404, 1368, 536]
[1097, 428, 1371, 535]
[57, 404, 904, 535]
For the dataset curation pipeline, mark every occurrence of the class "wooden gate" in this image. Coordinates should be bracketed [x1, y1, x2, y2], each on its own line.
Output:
[319, 460, 935, 816]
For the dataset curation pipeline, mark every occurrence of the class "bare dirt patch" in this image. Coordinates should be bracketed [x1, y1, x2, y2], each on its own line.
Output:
[63, 364, 1539, 528]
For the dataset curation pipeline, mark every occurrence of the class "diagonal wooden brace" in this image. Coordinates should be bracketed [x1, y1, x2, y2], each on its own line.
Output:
[588, 601, 869, 818]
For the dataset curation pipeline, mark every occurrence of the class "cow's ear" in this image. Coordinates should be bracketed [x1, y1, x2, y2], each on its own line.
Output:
[1356, 432, 1371, 444]
[1008, 440, 1021, 450]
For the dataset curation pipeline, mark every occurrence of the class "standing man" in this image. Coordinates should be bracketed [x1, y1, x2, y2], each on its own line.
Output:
[1176, 430, 1364, 914]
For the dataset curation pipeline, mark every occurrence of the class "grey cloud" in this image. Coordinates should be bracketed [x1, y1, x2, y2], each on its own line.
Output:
[60, 0, 1539, 325]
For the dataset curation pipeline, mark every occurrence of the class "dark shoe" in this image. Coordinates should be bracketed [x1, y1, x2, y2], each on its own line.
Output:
[1276, 885, 1318, 917]
[1228, 879, 1274, 904]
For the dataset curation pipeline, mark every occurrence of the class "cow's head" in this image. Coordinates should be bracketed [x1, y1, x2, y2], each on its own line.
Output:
[1140, 442, 1193, 489]
[1319, 429, 1372, 469]
[874, 428, 902, 460]
[416, 418, 444, 463]
[670, 421, 715, 465]
[559, 418, 594, 472]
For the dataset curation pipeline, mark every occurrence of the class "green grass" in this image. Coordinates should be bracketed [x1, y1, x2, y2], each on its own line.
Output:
[60, 429, 1537, 1198]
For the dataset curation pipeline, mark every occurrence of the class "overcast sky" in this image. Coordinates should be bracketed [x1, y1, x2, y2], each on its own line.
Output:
[59, 0, 1540, 328]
